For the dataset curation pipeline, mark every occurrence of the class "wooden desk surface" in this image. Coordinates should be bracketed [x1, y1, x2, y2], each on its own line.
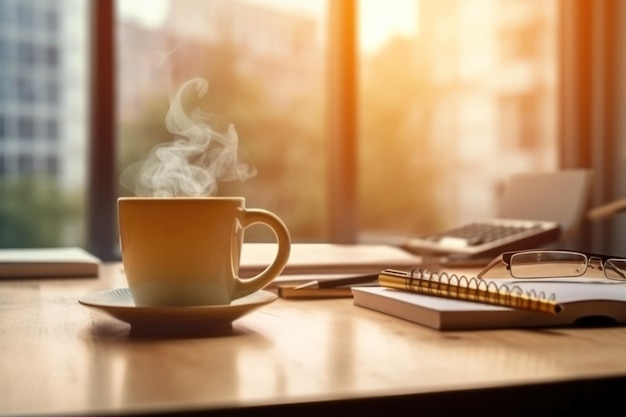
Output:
[2, 263, 626, 416]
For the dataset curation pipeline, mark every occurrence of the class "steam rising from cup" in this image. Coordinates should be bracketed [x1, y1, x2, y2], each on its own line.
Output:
[120, 77, 257, 197]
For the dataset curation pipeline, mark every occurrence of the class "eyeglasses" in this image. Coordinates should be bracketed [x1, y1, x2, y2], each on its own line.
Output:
[477, 250, 626, 281]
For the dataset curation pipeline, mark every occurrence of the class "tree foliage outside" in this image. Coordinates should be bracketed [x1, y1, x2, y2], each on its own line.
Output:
[117, 39, 327, 242]
[0, 177, 84, 248]
[359, 36, 447, 236]
[117, 34, 446, 243]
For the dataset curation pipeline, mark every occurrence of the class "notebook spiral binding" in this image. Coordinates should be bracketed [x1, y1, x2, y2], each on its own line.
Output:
[378, 267, 562, 314]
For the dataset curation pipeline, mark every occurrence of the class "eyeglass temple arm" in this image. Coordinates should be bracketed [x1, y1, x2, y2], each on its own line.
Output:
[476, 254, 511, 278]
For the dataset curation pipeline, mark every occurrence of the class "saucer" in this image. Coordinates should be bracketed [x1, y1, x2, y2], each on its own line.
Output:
[78, 288, 277, 329]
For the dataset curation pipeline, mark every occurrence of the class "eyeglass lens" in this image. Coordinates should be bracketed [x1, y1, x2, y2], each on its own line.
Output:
[605, 259, 626, 280]
[509, 251, 626, 280]
[510, 252, 587, 278]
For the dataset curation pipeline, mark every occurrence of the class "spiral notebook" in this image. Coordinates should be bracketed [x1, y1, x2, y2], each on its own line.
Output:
[352, 269, 626, 330]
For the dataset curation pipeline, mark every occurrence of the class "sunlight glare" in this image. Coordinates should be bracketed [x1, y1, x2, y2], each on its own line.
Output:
[118, 0, 418, 53]
[359, 0, 418, 53]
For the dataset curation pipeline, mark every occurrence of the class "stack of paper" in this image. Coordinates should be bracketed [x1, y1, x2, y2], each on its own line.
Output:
[241, 243, 422, 275]
[0, 247, 101, 279]
[240, 243, 422, 289]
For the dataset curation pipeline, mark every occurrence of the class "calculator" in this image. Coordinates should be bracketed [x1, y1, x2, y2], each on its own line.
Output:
[402, 218, 561, 258]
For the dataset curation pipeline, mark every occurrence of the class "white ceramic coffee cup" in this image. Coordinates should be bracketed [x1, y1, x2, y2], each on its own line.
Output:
[118, 197, 291, 307]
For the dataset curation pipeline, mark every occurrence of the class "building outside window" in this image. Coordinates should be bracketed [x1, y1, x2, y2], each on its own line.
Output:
[0, 0, 88, 248]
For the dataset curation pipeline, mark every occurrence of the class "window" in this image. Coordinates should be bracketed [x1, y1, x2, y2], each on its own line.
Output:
[18, 153, 34, 174]
[1, 0, 624, 257]
[45, 45, 59, 68]
[17, 116, 34, 140]
[0, 0, 89, 249]
[17, 41, 35, 66]
[45, 8, 59, 33]
[0, 37, 8, 64]
[16, 1, 34, 28]
[115, 0, 327, 245]
[111, 0, 560, 250]
[17, 76, 35, 103]
[45, 118, 58, 142]
[45, 155, 58, 175]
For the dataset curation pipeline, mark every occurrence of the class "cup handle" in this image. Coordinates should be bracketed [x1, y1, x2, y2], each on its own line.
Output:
[233, 208, 291, 299]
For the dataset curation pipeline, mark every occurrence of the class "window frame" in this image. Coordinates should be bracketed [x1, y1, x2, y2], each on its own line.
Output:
[88, 0, 361, 260]
[558, 0, 626, 253]
[88, 0, 116, 260]
[87, 0, 626, 260]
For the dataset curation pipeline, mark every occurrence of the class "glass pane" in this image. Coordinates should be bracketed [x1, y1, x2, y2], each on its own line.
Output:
[510, 251, 587, 278]
[358, 0, 559, 243]
[116, 0, 326, 242]
[0, 0, 90, 248]
[605, 259, 626, 281]
[116, 0, 559, 245]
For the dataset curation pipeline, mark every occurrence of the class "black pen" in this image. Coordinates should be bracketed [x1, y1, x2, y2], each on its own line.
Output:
[293, 273, 380, 290]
